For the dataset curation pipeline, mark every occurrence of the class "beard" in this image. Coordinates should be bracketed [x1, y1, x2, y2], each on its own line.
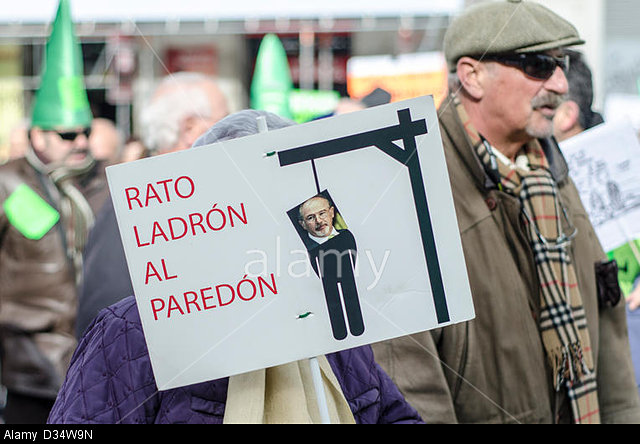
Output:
[526, 92, 567, 139]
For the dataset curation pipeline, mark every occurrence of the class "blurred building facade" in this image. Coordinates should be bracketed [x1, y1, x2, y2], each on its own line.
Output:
[0, 0, 638, 161]
[0, 1, 459, 161]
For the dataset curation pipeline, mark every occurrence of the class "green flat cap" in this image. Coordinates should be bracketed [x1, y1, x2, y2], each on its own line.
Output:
[444, 0, 584, 72]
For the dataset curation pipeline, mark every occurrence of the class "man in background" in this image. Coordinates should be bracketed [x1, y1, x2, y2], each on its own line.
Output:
[89, 117, 123, 165]
[76, 72, 230, 338]
[553, 49, 604, 142]
[138, 71, 230, 156]
[0, 0, 108, 423]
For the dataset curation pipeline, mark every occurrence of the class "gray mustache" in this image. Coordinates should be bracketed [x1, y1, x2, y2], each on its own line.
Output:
[531, 93, 566, 109]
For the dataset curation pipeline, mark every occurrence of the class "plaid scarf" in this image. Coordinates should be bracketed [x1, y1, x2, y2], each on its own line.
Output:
[455, 98, 600, 424]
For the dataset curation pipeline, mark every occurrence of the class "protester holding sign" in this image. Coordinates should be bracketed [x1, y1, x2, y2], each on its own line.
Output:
[0, 0, 108, 423]
[47, 110, 424, 424]
[372, 0, 640, 423]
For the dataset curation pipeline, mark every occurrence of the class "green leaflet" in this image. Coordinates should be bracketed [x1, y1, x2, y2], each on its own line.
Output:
[3, 184, 60, 240]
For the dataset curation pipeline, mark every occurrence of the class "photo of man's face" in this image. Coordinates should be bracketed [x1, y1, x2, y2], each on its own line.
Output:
[298, 196, 335, 238]
[287, 191, 363, 340]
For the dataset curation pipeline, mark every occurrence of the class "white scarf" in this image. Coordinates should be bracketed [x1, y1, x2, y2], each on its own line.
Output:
[223, 356, 356, 424]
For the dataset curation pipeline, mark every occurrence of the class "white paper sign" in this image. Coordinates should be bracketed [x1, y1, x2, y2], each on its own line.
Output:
[560, 119, 640, 252]
[106, 95, 475, 390]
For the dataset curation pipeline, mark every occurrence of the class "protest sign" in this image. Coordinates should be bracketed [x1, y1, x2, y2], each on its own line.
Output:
[560, 119, 640, 295]
[106, 95, 474, 390]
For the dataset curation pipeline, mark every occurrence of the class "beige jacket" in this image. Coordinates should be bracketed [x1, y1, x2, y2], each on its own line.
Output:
[372, 97, 640, 423]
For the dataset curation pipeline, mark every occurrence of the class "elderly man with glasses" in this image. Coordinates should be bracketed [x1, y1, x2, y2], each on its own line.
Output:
[372, 0, 640, 424]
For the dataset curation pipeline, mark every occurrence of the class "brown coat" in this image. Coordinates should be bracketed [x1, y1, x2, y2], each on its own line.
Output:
[372, 97, 640, 423]
[0, 155, 107, 398]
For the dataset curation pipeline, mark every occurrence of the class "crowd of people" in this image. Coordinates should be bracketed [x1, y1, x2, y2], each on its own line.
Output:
[2, 0, 640, 424]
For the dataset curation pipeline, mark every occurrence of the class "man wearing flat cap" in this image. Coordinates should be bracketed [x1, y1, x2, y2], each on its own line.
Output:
[372, 0, 640, 423]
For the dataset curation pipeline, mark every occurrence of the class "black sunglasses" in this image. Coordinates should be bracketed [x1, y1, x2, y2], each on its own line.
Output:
[481, 53, 569, 80]
[47, 127, 92, 141]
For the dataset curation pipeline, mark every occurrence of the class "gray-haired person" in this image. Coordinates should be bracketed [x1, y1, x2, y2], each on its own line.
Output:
[75, 73, 230, 337]
[139, 72, 230, 156]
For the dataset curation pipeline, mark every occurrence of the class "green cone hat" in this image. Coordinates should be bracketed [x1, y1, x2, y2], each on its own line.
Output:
[31, 0, 92, 130]
[250, 34, 293, 119]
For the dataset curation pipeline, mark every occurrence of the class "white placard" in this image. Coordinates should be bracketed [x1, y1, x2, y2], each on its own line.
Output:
[560, 119, 640, 252]
[106, 95, 475, 390]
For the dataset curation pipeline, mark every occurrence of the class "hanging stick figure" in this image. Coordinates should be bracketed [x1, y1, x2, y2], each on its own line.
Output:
[295, 192, 364, 340]
[279, 108, 451, 325]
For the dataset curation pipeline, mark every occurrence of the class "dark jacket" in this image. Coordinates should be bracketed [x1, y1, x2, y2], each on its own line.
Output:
[0, 156, 107, 399]
[48, 296, 423, 424]
[76, 197, 131, 338]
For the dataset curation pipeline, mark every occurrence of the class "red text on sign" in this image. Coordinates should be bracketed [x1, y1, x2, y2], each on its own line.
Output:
[125, 175, 195, 210]
[144, 258, 178, 285]
[133, 203, 247, 247]
[150, 273, 278, 321]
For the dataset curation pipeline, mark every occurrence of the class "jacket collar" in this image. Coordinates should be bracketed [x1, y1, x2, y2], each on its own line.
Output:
[437, 94, 570, 190]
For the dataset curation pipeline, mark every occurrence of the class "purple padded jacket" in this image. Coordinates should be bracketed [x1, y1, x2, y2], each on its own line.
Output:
[47, 296, 423, 424]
